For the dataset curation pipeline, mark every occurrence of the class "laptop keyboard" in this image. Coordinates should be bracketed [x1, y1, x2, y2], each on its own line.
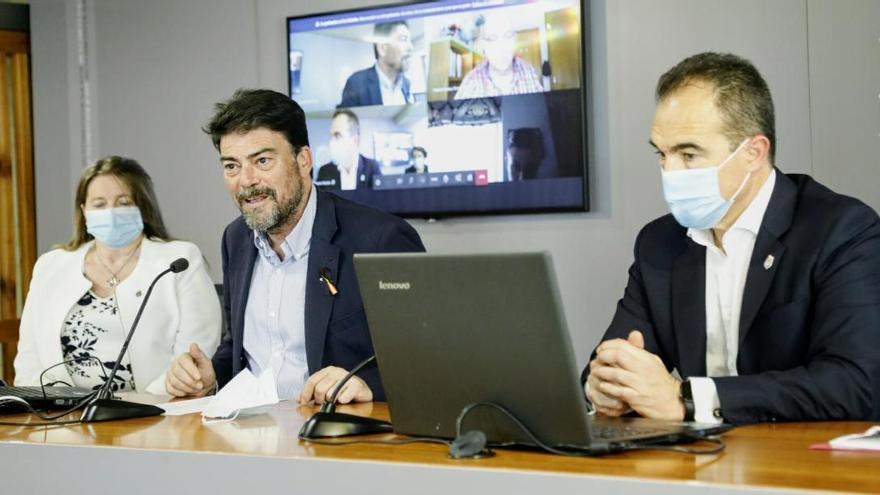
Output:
[0, 386, 92, 399]
[591, 424, 668, 440]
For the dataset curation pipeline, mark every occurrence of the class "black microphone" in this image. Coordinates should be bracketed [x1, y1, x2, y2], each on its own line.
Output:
[170, 258, 189, 273]
[298, 355, 393, 438]
[80, 258, 189, 422]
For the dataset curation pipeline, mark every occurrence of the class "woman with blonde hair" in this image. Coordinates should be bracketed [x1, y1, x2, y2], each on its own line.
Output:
[15, 156, 220, 394]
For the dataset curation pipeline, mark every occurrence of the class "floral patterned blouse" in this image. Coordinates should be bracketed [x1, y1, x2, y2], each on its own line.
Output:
[60, 291, 136, 392]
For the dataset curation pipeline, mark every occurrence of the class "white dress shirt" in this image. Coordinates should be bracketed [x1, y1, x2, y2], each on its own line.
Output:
[339, 162, 358, 191]
[686, 170, 777, 423]
[243, 185, 317, 399]
[374, 64, 412, 105]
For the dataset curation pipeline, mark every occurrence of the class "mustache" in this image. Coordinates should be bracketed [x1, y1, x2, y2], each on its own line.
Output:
[237, 186, 276, 203]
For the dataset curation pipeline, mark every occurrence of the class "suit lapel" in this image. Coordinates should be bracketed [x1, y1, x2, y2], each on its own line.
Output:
[356, 155, 366, 187]
[672, 238, 708, 377]
[367, 69, 382, 106]
[304, 191, 340, 373]
[738, 170, 796, 345]
[403, 77, 412, 102]
[231, 226, 257, 370]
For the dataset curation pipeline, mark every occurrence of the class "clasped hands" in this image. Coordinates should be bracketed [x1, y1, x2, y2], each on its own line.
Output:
[165, 343, 373, 404]
[587, 330, 685, 420]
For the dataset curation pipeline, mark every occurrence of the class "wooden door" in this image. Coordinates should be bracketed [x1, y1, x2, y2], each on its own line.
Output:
[544, 7, 582, 91]
[515, 28, 542, 74]
[0, 29, 35, 383]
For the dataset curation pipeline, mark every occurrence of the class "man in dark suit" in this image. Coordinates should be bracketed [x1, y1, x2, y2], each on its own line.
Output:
[585, 52, 880, 425]
[315, 109, 382, 191]
[339, 21, 413, 108]
[166, 89, 424, 403]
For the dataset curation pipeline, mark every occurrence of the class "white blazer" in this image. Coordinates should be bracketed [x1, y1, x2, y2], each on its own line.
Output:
[14, 238, 222, 394]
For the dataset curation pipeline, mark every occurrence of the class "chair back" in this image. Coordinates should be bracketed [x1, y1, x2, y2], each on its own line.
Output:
[0, 318, 20, 384]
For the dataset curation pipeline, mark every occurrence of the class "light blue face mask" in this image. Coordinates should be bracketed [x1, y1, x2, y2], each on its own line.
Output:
[85, 206, 144, 248]
[660, 139, 751, 230]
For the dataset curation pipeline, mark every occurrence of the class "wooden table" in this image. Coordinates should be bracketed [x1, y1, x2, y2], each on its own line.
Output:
[0, 401, 877, 494]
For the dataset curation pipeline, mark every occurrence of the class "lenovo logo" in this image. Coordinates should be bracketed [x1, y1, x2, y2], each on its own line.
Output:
[378, 280, 411, 290]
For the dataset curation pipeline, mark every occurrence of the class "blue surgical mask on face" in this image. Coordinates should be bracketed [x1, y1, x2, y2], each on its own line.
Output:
[85, 206, 144, 248]
[660, 139, 751, 230]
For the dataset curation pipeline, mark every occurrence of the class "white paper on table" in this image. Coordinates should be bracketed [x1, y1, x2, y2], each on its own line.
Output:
[828, 425, 880, 451]
[156, 396, 214, 416]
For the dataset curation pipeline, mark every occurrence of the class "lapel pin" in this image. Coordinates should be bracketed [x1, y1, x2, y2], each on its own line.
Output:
[319, 267, 338, 296]
[763, 255, 775, 271]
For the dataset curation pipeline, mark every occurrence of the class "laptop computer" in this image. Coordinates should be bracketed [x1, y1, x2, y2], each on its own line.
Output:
[353, 252, 731, 454]
[0, 379, 95, 414]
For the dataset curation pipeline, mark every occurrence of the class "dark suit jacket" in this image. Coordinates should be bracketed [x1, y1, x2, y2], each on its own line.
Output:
[212, 190, 425, 400]
[584, 172, 880, 424]
[339, 66, 411, 108]
[315, 155, 382, 191]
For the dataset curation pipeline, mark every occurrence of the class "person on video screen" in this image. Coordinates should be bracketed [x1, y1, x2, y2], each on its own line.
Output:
[316, 109, 382, 191]
[507, 128, 545, 180]
[404, 146, 429, 174]
[339, 21, 414, 108]
[454, 12, 543, 100]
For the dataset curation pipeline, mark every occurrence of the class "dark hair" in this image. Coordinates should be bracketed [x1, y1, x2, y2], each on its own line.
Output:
[203, 88, 309, 152]
[373, 20, 409, 59]
[508, 128, 544, 157]
[63, 156, 171, 251]
[656, 52, 776, 163]
[332, 108, 360, 136]
[411, 146, 427, 159]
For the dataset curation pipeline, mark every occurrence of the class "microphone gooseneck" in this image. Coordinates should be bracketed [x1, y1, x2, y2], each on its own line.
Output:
[298, 354, 392, 438]
[320, 354, 376, 413]
[80, 258, 189, 422]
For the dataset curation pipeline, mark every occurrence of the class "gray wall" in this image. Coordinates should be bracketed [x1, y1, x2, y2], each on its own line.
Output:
[28, 0, 880, 366]
[806, 0, 880, 201]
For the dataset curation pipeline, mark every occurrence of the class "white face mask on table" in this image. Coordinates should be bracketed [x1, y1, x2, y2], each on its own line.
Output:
[201, 368, 279, 424]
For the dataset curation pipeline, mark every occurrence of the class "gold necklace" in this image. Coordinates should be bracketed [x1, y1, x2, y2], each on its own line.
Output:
[92, 241, 142, 288]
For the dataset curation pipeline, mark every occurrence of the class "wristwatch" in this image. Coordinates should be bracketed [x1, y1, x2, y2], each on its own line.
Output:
[680, 379, 696, 421]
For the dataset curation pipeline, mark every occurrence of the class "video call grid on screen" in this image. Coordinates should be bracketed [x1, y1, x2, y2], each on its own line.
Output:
[287, 0, 589, 217]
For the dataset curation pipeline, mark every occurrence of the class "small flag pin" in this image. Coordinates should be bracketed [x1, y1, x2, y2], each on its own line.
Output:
[319, 267, 338, 296]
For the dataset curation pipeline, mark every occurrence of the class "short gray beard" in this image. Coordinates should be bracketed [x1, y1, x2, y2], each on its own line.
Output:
[237, 181, 304, 234]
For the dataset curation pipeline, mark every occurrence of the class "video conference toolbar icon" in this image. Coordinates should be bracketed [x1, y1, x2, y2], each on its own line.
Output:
[475, 170, 489, 186]
[369, 169, 490, 190]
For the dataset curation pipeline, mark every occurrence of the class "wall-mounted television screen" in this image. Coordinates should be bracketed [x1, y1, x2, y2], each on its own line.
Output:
[288, 0, 588, 217]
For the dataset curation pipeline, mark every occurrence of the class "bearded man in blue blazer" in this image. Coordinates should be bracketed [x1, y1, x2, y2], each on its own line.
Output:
[584, 52, 880, 425]
[166, 89, 424, 404]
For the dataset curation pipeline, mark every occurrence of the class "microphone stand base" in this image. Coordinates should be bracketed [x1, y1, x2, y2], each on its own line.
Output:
[299, 411, 393, 439]
[80, 399, 164, 423]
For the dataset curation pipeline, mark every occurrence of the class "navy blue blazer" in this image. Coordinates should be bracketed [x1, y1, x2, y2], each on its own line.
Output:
[212, 190, 425, 399]
[584, 172, 880, 424]
[315, 155, 382, 191]
[339, 66, 411, 108]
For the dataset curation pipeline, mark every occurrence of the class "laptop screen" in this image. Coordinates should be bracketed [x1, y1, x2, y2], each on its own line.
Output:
[353, 251, 595, 446]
